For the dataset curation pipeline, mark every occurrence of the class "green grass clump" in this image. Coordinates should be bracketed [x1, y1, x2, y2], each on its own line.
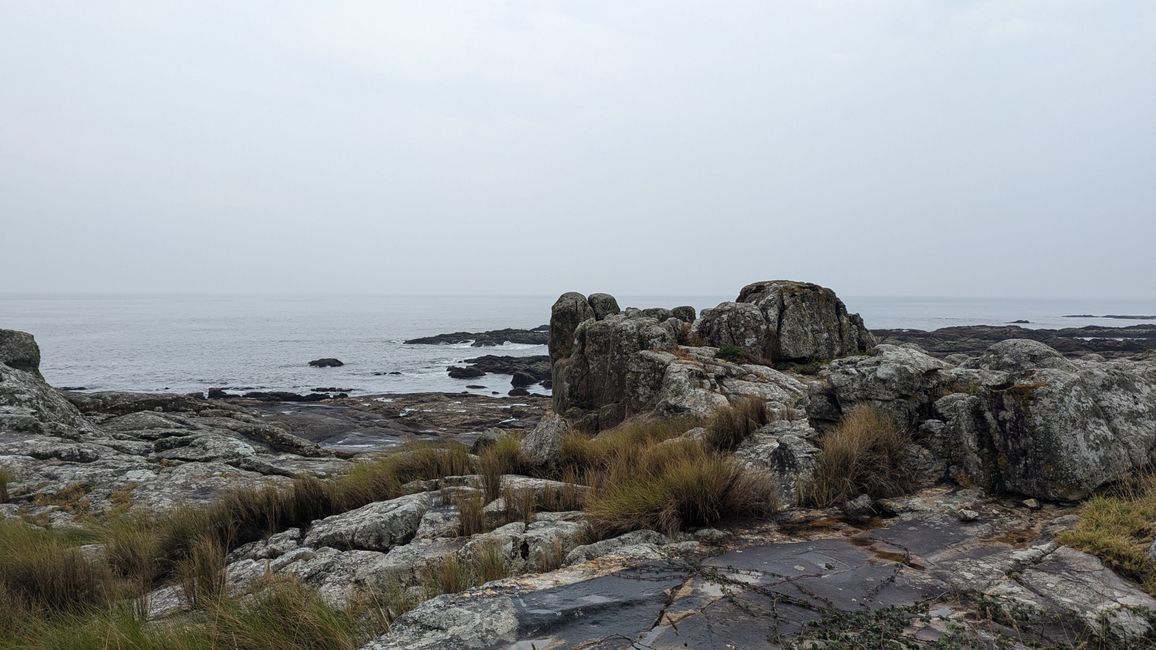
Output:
[1057, 473, 1156, 595]
[704, 396, 768, 452]
[801, 405, 912, 508]
[714, 344, 748, 363]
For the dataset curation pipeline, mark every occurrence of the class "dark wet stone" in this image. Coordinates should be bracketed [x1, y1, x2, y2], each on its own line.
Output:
[513, 563, 688, 647]
[308, 358, 344, 367]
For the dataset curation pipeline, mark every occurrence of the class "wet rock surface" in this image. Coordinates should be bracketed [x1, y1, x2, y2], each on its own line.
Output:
[364, 487, 1155, 649]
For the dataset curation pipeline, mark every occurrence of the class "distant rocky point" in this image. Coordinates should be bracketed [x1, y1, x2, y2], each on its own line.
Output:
[405, 325, 549, 347]
[877, 323, 1156, 358]
[1064, 314, 1156, 320]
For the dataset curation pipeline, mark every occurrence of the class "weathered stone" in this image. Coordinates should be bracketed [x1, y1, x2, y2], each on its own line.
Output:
[549, 292, 595, 363]
[519, 412, 568, 466]
[0, 329, 41, 374]
[302, 493, 431, 551]
[564, 530, 668, 565]
[586, 293, 621, 320]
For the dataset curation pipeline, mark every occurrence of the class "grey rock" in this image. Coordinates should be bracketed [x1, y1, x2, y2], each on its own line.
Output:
[671, 306, 696, 323]
[564, 530, 668, 565]
[548, 292, 595, 363]
[0, 329, 41, 374]
[696, 281, 873, 364]
[586, 293, 621, 320]
[519, 412, 569, 466]
[302, 492, 431, 551]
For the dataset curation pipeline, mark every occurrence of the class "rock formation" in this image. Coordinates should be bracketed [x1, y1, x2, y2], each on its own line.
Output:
[695, 280, 874, 363]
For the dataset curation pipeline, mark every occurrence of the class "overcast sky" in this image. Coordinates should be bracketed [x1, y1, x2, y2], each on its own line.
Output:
[1, 1, 1153, 298]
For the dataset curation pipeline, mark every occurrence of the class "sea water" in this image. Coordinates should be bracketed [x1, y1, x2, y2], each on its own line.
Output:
[1, 293, 1152, 394]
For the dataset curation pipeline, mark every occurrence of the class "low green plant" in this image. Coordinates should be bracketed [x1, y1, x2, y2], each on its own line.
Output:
[1058, 471, 1156, 594]
[714, 344, 747, 362]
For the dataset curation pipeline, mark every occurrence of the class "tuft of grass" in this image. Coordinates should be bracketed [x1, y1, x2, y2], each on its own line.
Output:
[455, 491, 486, 537]
[704, 396, 769, 452]
[178, 534, 227, 608]
[0, 520, 119, 615]
[585, 438, 778, 536]
[558, 415, 701, 476]
[473, 541, 510, 584]
[385, 442, 473, 485]
[0, 468, 12, 503]
[501, 485, 539, 524]
[420, 555, 471, 597]
[479, 436, 523, 502]
[801, 405, 912, 508]
[1058, 472, 1156, 594]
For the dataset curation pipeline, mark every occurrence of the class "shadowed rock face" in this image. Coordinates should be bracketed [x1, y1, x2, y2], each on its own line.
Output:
[696, 280, 875, 364]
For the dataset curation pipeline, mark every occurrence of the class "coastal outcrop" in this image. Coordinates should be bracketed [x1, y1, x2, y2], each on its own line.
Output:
[405, 326, 549, 347]
[695, 280, 875, 363]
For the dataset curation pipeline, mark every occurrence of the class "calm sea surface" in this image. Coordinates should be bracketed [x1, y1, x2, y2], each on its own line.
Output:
[1, 294, 1153, 394]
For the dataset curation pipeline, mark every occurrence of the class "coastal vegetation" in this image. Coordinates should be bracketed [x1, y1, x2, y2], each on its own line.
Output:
[0, 398, 788, 648]
[1058, 471, 1156, 595]
[802, 405, 912, 508]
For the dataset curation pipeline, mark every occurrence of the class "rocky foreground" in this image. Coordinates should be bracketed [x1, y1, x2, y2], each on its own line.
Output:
[3, 281, 1156, 648]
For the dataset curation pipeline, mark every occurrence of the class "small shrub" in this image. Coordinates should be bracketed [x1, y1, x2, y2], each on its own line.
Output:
[704, 396, 769, 452]
[802, 405, 912, 508]
[715, 344, 748, 362]
[455, 491, 486, 537]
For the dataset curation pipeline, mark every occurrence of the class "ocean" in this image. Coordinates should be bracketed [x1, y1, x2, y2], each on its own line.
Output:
[1, 293, 1153, 395]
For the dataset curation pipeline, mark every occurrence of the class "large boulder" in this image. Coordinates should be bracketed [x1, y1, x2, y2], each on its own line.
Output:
[586, 293, 621, 321]
[549, 293, 595, 363]
[695, 281, 874, 364]
[552, 313, 679, 429]
[0, 329, 41, 375]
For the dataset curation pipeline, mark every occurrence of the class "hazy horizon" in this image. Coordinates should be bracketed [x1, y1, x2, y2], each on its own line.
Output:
[2, 2, 1154, 299]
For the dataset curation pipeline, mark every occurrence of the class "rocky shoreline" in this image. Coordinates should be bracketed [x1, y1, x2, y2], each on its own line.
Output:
[3, 281, 1156, 648]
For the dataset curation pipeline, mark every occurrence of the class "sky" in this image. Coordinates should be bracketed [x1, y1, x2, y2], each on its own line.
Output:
[1, 1, 1153, 298]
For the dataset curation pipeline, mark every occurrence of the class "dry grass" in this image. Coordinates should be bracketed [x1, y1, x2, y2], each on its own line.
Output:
[1057, 472, 1156, 594]
[558, 415, 701, 475]
[420, 555, 471, 597]
[501, 485, 539, 524]
[472, 541, 510, 583]
[178, 534, 227, 608]
[585, 438, 778, 536]
[479, 436, 524, 501]
[0, 520, 119, 615]
[801, 405, 912, 508]
[0, 468, 13, 503]
[455, 491, 486, 537]
[704, 396, 769, 452]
